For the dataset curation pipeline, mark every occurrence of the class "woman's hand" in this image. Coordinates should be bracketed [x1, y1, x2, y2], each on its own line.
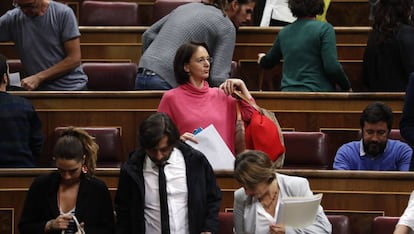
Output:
[258, 53, 266, 64]
[45, 213, 73, 231]
[219, 79, 245, 96]
[180, 132, 198, 144]
[269, 223, 286, 234]
[220, 79, 252, 100]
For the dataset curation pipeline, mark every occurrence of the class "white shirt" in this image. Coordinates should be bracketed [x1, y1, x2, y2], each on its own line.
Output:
[143, 148, 189, 234]
[260, 0, 296, 26]
[255, 193, 281, 234]
[398, 191, 414, 233]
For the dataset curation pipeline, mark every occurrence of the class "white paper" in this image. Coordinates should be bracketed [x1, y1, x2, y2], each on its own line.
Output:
[276, 193, 323, 228]
[9, 72, 21, 87]
[185, 124, 235, 170]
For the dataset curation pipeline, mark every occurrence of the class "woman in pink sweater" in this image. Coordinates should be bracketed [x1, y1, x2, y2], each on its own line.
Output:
[157, 41, 255, 154]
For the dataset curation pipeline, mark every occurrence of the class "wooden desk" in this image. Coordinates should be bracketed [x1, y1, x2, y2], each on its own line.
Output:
[10, 91, 404, 166]
[0, 168, 412, 234]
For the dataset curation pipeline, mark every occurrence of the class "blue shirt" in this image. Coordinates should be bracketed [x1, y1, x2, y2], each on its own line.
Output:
[333, 139, 412, 171]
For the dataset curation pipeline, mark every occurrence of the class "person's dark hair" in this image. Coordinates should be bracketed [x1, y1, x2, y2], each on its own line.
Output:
[360, 102, 394, 130]
[234, 150, 276, 188]
[139, 112, 180, 150]
[372, 0, 413, 44]
[0, 54, 8, 85]
[210, 0, 255, 14]
[53, 127, 98, 176]
[288, 0, 324, 18]
[174, 41, 211, 85]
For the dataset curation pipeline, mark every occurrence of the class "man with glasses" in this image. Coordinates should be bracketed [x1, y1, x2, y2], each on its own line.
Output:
[333, 102, 412, 171]
[135, 0, 256, 90]
[115, 112, 222, 234]
[0, 0, 88, 90]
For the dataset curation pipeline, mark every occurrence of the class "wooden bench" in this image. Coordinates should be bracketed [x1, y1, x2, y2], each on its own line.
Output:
[0, 168, 411, 234]
[0, 26, 371, 91]
[9, 91, 404, 165]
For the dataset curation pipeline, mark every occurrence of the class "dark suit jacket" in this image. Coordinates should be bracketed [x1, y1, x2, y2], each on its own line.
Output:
[115, 141, 222, 234]
[19, 172, 115, 234]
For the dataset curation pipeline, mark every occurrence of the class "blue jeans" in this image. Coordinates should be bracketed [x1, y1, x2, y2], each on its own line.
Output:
[135, 68, 172, 90]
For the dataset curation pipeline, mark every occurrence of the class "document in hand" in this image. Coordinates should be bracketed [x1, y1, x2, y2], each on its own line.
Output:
[276, 193, 323, 228]
[185, 124, 235, 170]
[9, 73, 21, 87]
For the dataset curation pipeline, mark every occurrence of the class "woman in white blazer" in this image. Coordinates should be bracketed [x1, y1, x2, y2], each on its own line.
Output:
[233, 150, 332, 234]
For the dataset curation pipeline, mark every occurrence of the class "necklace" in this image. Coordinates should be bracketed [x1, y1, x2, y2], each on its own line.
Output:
[260, 183, 279, 209]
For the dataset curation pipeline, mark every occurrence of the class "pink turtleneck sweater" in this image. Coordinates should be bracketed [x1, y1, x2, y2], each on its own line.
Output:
[157, 81, 255, 154]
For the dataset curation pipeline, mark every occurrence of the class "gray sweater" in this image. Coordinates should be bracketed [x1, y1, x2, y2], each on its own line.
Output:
[139, 2, 236, 87]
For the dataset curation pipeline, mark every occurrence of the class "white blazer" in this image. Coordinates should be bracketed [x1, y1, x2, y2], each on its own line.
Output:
[233, 173, 332, 234]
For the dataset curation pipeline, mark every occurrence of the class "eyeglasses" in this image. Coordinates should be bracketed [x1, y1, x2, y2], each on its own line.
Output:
[12, 0, 38, 9]
[193, 57, 213, 64]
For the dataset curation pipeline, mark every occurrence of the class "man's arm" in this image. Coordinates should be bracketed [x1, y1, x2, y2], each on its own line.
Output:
[21, 37, 82, 90]
[208, 26, 236, 87]
[333, 144, 353, 170]
[394, 225, 411, 234]
[397, 143, 412, 171]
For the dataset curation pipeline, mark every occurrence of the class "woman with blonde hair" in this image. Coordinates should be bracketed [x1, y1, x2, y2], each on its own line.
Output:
[19, 127, 115, 234]
[233, 150, 331, 234]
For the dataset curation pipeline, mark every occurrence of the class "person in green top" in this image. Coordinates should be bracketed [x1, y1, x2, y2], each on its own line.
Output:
[257, 0, 352, 92]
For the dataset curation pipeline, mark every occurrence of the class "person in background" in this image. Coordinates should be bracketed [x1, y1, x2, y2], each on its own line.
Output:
[233, 150, 332, 233]
[0, 0, 88, 90]
[115, 112, 222, 234]
[362, 0, 414, 92]
[254, 0, 330, 26]
[334, 102, 412, 170]
[0, 53, 42, 167]
[257, 0, 351, 92]
[157, 41, 255, 154]
[394, 190, 414, 234]
[400, 72, 414, 170]
[135, 0, 255, 90]
[400, 72, 414, 144]
[19, 127, 115, 233]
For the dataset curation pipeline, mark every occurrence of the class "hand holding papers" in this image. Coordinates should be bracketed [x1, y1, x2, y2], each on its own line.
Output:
[9, 72, 21, 87]
[276, 193, 323, 228]
[185, 124, 235, 170]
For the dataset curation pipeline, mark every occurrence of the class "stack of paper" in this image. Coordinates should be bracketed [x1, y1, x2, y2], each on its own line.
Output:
[276, 193, 323, 228]
[185, 124, 235, 170]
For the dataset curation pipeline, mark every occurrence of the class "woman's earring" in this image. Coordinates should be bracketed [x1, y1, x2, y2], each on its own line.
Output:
[81, 165, 88, 174]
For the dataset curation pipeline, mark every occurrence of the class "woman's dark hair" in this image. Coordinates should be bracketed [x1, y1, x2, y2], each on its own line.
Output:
[139, 112, 180, 150]
[372, 0, 413, 44]
[173, 41, 211, 85]
[53, 127, 98, 176]
[289, 0, 324, 18]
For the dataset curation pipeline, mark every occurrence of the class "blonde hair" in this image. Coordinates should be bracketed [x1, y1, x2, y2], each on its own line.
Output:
[53, 127, 98, 176]
[234, 150, 276, 187]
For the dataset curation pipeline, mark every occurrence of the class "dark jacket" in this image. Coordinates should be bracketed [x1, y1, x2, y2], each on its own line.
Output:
[401, 73, 414, 146]
[115, 141, 222, 234]
[362, 25, 414, 91]
[0, 91, 42, 167]
[19, 172, 115, 234]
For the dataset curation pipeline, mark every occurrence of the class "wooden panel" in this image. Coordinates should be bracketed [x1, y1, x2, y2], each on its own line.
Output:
[0, 169, 412, 234]
[0, 26, 371, 90]
[7, 91, 404, 166]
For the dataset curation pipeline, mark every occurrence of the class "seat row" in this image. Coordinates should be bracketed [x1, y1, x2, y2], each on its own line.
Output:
[7, 61, 240, 91]
[79, 0, 203, 26]
[219, 212, 400, 234]
[69, 0, 372, 27]
[38, 126, 406, 169]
